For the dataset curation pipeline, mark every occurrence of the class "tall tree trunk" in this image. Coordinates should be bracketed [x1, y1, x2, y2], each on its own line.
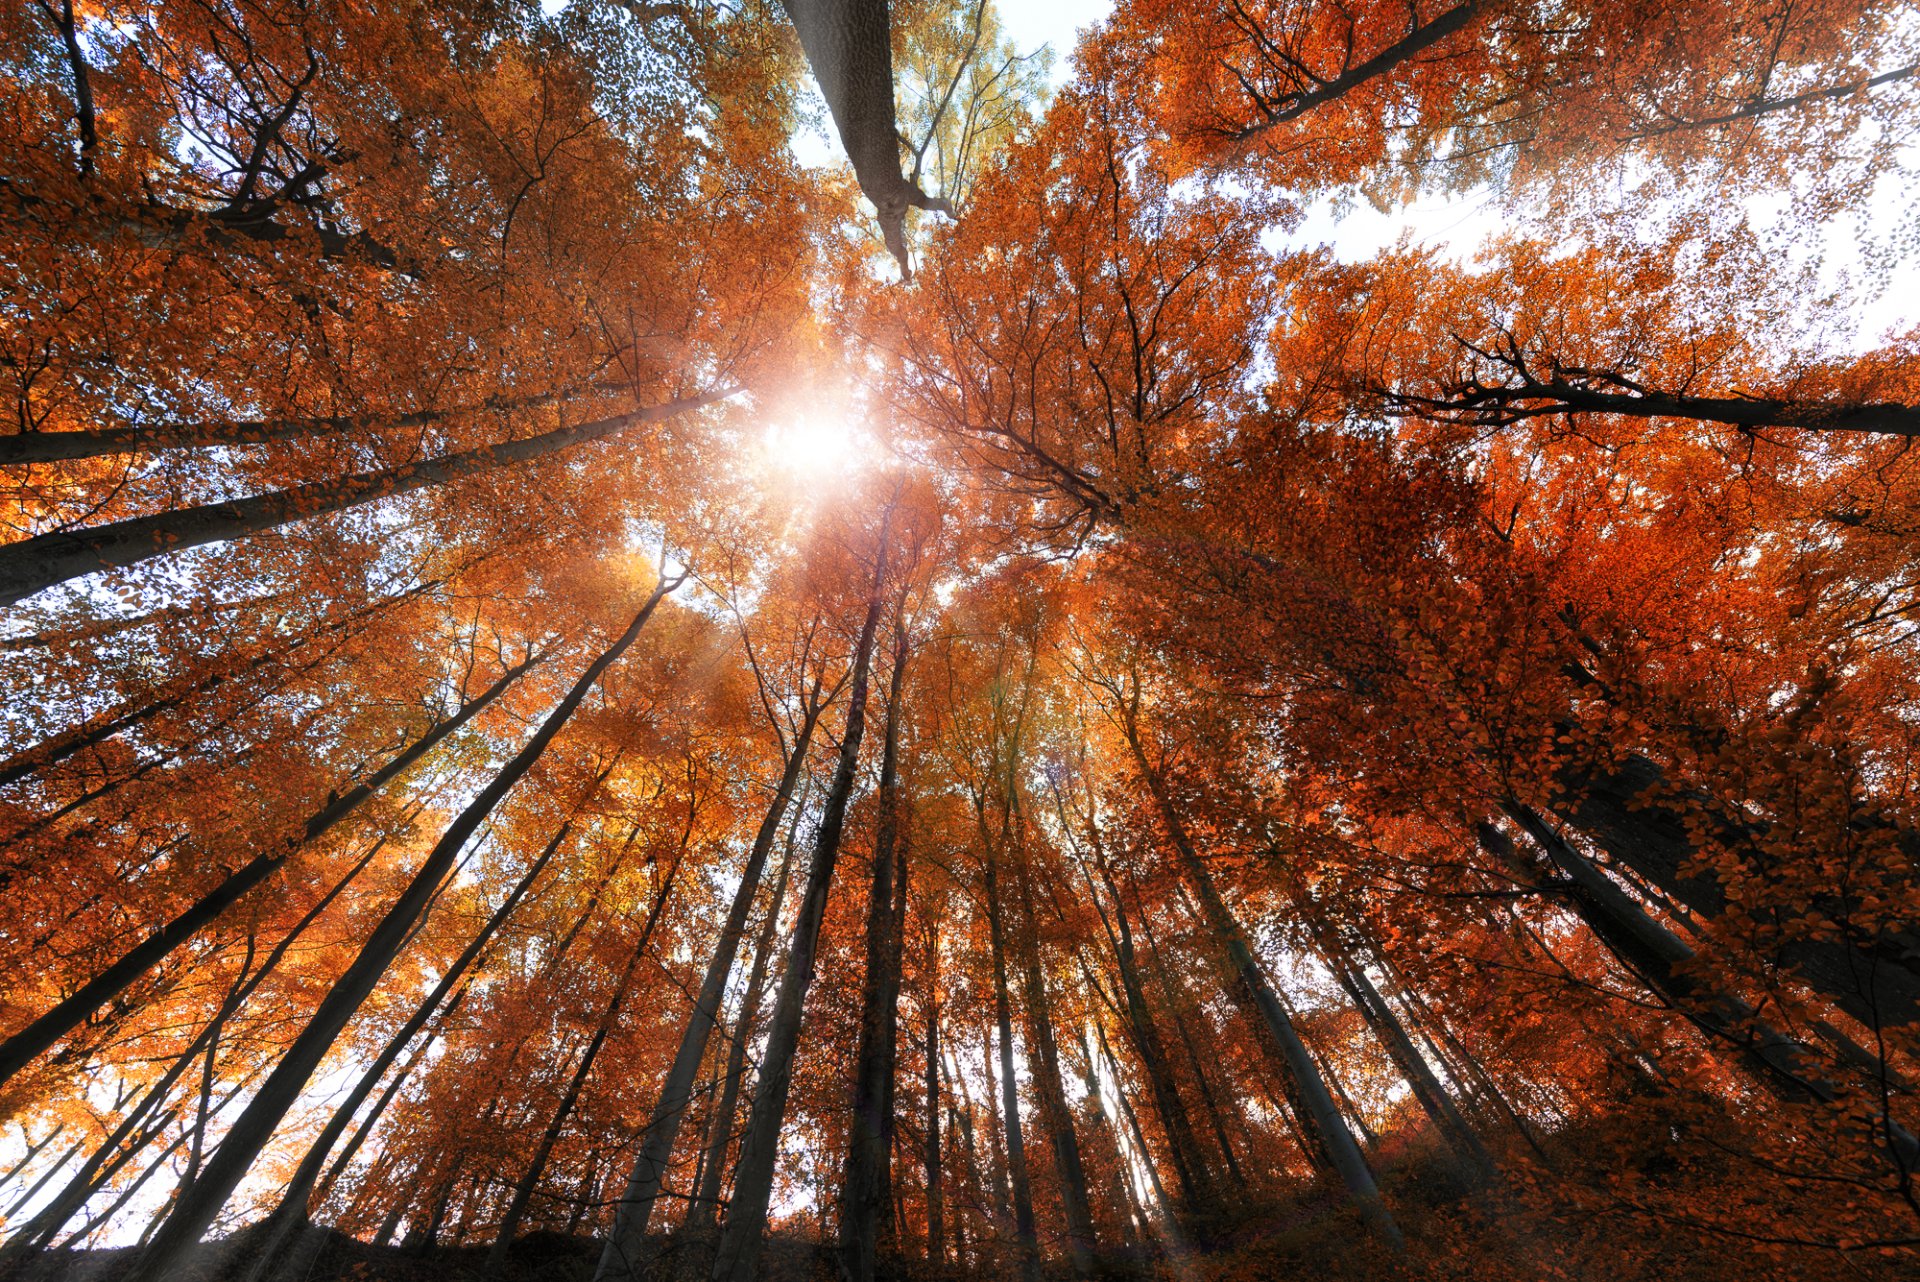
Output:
[0, 829, 395, 1263]
[485, 816, 693, 1277]
[1119, 713, 1402, 1249]
[1068, 1028, 1144, 1254]
[921, 920, 944, 1265]
[704, 548, 890, 1282]
[1093, 869, 1214, 1216]
[982, 852, 1042, 1282]
[0, 392, 726, 605]
[840, 616, 911, 1282]
[686, 800, 804, 1235]
[1136, 907, 1247, 1187]
[0, 652, 540, 1089]
[591, 697, 827, 1281]
[1012, 857, 1097, 1276]
[243, 817, 579, 1282]
[1331, 952, 1492, 1174]
[1092, 1022, 1183, 1256]
[0, 385, 616, 466]
[127, 578, 679, 1282]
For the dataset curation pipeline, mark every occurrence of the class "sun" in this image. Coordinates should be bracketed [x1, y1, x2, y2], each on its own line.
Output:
[759, 416, 870, 483]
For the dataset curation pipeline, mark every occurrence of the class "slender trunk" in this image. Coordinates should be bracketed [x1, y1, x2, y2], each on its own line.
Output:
[1069, 1028, 1144, 1254]
[242, 819, 576, 1282]
[0, 392, 726, 605]
[485, 823, 692, 1277]
[1120, 716, 1401, 1249]
[592, 700, 826, 1280]
[0, 576, 439, 794]
[840, 619, 910, 1282]
[982, 855, 1041, 1282]
[0, 653, 540, 1088]
[0, 1123, 65, 1187]
[128, 579, 678, 1282]
[922, 923, 944, 1265]
[1012, 858, 1097, 1275]
[1099, 876, 1213, 1215]
[1093, 1022, 1181, 1251]
[686, 800, 804, 1235]
[0, 830, 395, 1261]
[0, 386, 614, 466]
[1332, 955, 1492, 1173]
[1137, 907, 1246, 1186]
[705, 555, 890, 1282]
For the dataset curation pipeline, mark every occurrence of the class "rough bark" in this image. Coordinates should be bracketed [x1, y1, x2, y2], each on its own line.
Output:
[776, 0, 950, 275]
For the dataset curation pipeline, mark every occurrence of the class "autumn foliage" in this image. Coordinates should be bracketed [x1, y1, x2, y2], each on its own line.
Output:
[2, 3, 1919, 1282]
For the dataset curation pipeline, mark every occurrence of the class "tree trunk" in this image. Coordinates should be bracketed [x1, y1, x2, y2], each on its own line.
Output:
[244, 818, 578, 1282]
[1493, 805, 1919, 1167]
[686, 799, 805, 1235]
[0, 385, 615, 466]
[1331, 953, 1492, 1174]
[776, 0, 949, 274]
[591, 694, 827, 1281]
[0, 829, 395, 1263]
[1552, 749, 1920, 1028]
[1118, 715, 1402, 1250]
[704, 552, 889, 1282]
[840, 617, 911, 1282]
[981, 852, 1042, 1282]
[922, 921, 944, 1265]
[1095, 870, 1214, 1216]
[127, 578, 679, 1282]
[485, 818, 693, 1277]
[0, 652, 540, 1089]
[1136, 907, 1247, 1187]
[0, 393, 726, 605]
[1012, 858, 1097, 1276]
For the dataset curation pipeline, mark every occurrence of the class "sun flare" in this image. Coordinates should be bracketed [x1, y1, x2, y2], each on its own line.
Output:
[759, 416, 870, 483]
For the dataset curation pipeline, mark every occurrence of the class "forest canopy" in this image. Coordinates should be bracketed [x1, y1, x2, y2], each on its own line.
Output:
[2, 2, 1920, 1281]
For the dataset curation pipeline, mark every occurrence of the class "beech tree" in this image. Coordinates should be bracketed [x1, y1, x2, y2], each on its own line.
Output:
[4, 2, 1919, 1281]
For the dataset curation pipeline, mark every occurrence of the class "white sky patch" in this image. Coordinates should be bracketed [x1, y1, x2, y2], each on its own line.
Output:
[997, 0, 1113, 87]
[760, 416, 873, 486]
